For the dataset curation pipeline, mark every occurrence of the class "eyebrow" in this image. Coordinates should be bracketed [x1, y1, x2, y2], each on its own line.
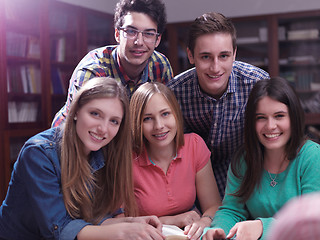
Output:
[199, 50, 232, 55]
[124, 25, 157, 32]
[255, 110, 288, 115]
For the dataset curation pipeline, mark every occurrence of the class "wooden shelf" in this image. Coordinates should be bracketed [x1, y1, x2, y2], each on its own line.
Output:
[0, 0, 114, 201]
[165, 9, 320, 128]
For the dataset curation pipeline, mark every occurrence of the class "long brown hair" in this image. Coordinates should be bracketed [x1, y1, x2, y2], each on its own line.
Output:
[130, 82, 184, 155]
[60, 77, 137, 223]
[231, 77, 305, 202]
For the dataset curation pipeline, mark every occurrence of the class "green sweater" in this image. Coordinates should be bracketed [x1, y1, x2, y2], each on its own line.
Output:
[204, 140, 320, 239]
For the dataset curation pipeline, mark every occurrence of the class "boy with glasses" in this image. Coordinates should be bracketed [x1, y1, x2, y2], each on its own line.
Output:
[52, 0, 173, 127]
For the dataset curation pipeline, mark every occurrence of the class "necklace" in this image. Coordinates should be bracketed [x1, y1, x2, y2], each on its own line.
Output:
[267, 171, 278, 187]
[266, 156, 288, 187]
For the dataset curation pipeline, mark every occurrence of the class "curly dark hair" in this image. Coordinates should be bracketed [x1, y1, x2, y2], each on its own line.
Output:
[114, 0, 167, 34]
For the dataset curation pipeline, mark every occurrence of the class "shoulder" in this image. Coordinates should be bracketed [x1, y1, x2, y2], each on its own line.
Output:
[26, 128, 61, 149]
[183, 133, 208, 151]
[151, 50, 170, 62]
[298, 140, 320, 158]
[14, 128, 61, 173]
[232, 61, 270, 81]
[167, 67, 197, 89]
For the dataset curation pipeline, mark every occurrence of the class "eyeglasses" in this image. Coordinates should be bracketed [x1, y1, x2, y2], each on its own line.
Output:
[119, 27, 159, 43]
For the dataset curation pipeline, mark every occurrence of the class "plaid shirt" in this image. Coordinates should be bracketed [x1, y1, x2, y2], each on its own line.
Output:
[167, 61, 269, 197]
[52, 45, 173, 127]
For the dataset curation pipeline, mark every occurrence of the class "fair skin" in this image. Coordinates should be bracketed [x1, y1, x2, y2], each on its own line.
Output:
[75, 97, 164, 240]
[78, 216, 164, 240]
[142, 93, 221, 240]
[187, 33, 236, 99]
[75, 97, 123, 156]
[203, 96, 292, 240]
[256, 96, 291, 173]
[115, 12, 161, 82]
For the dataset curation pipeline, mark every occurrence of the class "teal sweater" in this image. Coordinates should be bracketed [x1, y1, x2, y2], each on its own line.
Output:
[204, 140, 320, 239]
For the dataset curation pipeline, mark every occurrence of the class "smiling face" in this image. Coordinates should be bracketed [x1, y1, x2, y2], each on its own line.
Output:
[188, 33, 236, 99]
[75, 97, 123, 156]
[142, 93, 177, 150]
[115, 12, 161, 72]
[255, 96, 291, 154]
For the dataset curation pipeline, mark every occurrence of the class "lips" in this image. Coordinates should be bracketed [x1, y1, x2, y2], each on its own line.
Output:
[153, 132, 168, 139]
[89, 131, 106, 141]
[130, 49, 147, 56]
[264, 133, 281, 138]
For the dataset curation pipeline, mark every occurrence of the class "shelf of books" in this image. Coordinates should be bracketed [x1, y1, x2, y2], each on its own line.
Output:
[85, 11, 115, 52]
[277, 11, 320, 129]
[0, 0, 114, 200]
[233, 16, 270, 72]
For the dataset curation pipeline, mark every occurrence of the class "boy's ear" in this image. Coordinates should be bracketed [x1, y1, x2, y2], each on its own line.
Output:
[115, 28, 120, 43]
[187, 48, 195, 64]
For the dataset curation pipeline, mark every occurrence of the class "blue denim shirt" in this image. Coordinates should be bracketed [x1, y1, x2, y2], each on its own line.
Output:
[0, 127, 120, 240]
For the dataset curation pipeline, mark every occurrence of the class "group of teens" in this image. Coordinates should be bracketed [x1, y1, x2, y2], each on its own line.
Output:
[1, 0, 320, 240]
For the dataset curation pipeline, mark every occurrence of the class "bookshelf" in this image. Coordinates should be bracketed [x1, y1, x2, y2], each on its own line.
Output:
[164, 10, 320, 137]
[0, 0, 114, 201]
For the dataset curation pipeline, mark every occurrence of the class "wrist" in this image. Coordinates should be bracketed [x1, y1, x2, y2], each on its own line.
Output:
[201, 215, 214, 221]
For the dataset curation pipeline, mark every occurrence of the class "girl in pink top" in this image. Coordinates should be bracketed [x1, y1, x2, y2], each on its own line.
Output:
[130, 82, 221, 240]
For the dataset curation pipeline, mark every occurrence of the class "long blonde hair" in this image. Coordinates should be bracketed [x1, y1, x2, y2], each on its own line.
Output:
[60, 77, 137, 223]
[130, 82, 184, 155]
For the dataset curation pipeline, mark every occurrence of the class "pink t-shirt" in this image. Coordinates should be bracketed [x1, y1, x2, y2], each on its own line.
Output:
[133, 133, 210, 217]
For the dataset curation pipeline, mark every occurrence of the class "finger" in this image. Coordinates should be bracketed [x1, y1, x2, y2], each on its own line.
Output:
[185, 224, 197, 239]
[226, 226, 237, 239]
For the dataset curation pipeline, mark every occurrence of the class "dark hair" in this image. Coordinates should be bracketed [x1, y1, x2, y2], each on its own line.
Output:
[188, 12, 237, 55]
[114, 0, 167, 34]
[231, 77, 305, 202]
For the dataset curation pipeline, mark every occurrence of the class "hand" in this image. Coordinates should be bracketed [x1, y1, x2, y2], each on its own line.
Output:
[130, 215, 163, 231]
[159, 210, 201, 229]
[184, 216, 212, 240]
[226, 220, 263, 240]
[171, 210, 201, 228]
[201, 228, 226, 240]
[78, 222, 165, 240]
[116, 222, 165, 240]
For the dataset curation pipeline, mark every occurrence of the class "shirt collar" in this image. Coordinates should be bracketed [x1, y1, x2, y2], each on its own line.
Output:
[89, 150, 105, 171]
[136, 147, 182, 167]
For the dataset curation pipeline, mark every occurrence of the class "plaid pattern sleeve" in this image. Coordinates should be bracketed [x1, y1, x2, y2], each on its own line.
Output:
[168, 61, 270, 198]
[52, 46, 173, 127]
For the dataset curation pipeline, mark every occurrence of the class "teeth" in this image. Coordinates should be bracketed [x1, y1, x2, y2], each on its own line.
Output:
[154, 133, 166, 137]
[208, 75, 220, 78]
[265, 133, 280, 138]
[90, 132, 104, 140]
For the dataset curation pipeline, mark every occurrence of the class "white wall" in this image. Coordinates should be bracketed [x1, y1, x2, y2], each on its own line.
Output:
[58, 0, 320, 22]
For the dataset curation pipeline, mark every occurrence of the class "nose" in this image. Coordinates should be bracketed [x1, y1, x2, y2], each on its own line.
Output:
[154, 117, 164, 130]
[97, 120, 108, 133]
[134, 32, 144, 45]
[266, 118, 276, 130]
[209, 59, 219, 72]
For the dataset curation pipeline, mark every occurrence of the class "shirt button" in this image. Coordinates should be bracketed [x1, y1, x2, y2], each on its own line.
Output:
[214, 123, 217, 127]
[54, 225, 58, 230]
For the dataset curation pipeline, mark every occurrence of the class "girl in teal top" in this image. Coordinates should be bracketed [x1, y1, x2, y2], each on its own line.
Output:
[202, 77, 320, 240]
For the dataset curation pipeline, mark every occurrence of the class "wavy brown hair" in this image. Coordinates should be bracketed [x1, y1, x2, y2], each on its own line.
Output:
[130, 82, 184, 155]
[60, 77, 137, 224]
[188, 12, 237, 55]
[231, 77, 305, 202]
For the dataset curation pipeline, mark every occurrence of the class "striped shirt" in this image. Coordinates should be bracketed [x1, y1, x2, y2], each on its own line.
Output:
[52, 45, 173, 127]
[167, 61, 269, 197]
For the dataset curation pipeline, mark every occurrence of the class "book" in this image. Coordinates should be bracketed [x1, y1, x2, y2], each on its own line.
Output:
[162, 225, 188, 240]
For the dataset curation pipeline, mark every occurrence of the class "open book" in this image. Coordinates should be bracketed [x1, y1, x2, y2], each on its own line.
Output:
[162, 224, 188, 240]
